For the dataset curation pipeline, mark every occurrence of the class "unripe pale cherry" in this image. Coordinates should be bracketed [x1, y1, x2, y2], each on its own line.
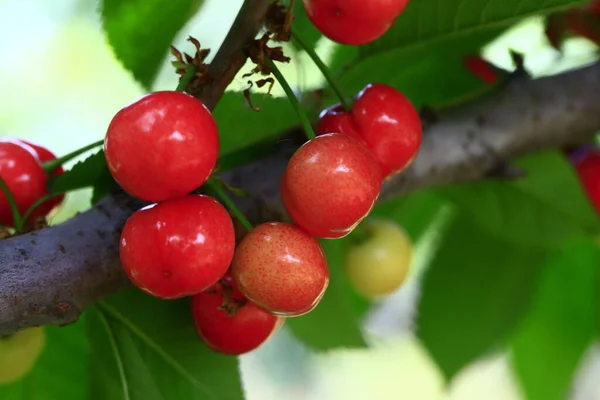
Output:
[192, 274, 284, 355]
[318, 83, 422, 179]
[119, 195, 235, 299]
[231, 222, 329, 316]
[302, 0, 410, 45]
[0, 139, 48, 227]
[281, 133, 382, 239]
[104, 91, 219, 202]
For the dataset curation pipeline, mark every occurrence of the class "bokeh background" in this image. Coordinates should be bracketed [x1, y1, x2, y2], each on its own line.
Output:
[1, 0, 599, 399]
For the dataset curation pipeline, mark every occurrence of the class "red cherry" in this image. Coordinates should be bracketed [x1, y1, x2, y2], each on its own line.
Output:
[231, 222, 329, 316]
[463, 55, 500, 85]
[317, 83, 422, 178]
[192, 274, 284, 355]
[281, 133, 382, 238]
[0, 139, 48, 227]
[572, 149, 600, 215]
[119, 195, 235, 299]
[302, 0, 409, 45]
[20, 140, 65, 212]
[104, 91, 219, 202]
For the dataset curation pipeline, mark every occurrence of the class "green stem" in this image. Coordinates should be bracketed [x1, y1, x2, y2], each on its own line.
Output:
[205, 177, 253, 232]
[43, 139, 104, 174]
[21, 193, 59, 226]
[176, 65, 197, 92]
[266, 58, 316, 140]
[0, 176, 23, 231]
[290, 28, 353, 111]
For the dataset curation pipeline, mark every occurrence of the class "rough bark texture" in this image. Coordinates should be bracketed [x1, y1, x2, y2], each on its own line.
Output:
[1, 1, 600, 335]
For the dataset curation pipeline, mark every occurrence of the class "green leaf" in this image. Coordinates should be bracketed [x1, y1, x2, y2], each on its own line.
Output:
[416, 214, 546, 381]
[51, 150, 116, 203]
[286, 239, 367, 351]
[328, 0, 586, 108]
[87, 289, 243, 400]
[437, 151, 600, 248]
[0, 323, 90, 400]
[101, 0, 204, 90]
[214, 92, 311, 157]
[510, 238, 599, 400]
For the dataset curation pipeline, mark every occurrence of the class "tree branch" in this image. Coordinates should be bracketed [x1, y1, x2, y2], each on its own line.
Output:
[1, 51, 599, 333]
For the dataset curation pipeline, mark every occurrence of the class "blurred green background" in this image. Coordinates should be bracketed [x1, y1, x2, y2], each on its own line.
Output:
[1, 0, 600, 399]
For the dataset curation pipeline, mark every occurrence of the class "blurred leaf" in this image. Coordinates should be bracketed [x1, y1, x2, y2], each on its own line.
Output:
[87, 289, 243, 400]
[214, 92, 312, 157]
[286, 239, 368, 351]
[369, 190, 450, 242]
[510, 238, 599, 400]
[437, 151, 600, 248]
[0, 323, 90, 400]
[51, 150, 116, 204]
[101, 0, 204, 90]
[416, 214, 546, 381]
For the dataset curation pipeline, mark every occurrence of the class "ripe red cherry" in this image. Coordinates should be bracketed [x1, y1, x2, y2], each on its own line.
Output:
[192, 274, 284, 355]
[317, 83, 422, 178]
[302, 0, 410, 45]
[20, 140, 65, 213]
[463, 55, 500, 85]
[104, 91, 219, 202]
[571, 148, 600, 215]
[0, 139, 48, 227]
[281, 133, 382, 238]
[231, 222, 329, 316]
[119, 195, 235, 299]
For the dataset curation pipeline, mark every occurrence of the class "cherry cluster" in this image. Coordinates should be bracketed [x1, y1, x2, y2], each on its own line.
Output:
[0, 138, 64, 230]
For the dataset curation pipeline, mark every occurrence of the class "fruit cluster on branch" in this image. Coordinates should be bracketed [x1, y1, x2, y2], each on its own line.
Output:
[1, 0, 600, 339]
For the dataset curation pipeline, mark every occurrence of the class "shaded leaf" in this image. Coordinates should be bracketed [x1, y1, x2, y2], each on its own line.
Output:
[511, 238, 599, 400]
[87, 289, 243, 400]
[438, 151, 600, 248]
[416, 214, 546, 381]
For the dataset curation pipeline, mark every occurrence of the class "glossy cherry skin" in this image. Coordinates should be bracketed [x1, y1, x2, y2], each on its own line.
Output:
[571, 148, 600, 215]
[192, 275, 285, 355]
[282, 133, 382, 238]
[21, 140, 65, 213]
[119, 195, 235, 299]
[0, 139, 48, 227]
[104, 91, 219, 202]
[317, 83, 422, 179]
[231, 222, 329, 316]
[302, 0, 410, 45]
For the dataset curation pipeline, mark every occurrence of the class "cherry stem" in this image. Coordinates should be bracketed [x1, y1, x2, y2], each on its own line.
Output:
[42, 139, 104, 175]
[205, 177, 253, 232]
[21, 193, 59, 227]
[0, 176, 23, 231]
[176, 65, 197, 92]
[290, 28, 353, 111]
[266, 57, 316, 140]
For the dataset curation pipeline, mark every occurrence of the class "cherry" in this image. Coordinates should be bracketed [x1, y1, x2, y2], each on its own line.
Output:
[119, 195, 236, 299]
[192, 274, 284, 355]
[345, 219, 413, 298]
[281, 133, 382, 239]
[317, 83, 422, 179]
[0, 139, 48, 227]
[463, 55, 500, 85]
[571, 148, 600, 215]
[302, 0, 410, 45]
[21, 140, 65, 213]
[231, 222, 329, 316]
[104, 91, 219, 202]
